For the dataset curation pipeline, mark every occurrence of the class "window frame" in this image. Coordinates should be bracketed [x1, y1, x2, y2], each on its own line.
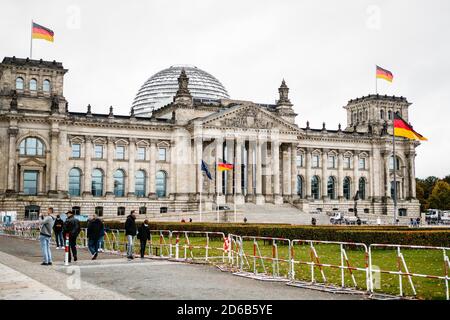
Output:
[115, 145, 125, 160]
[158, 148, 167, 161]
[94, 144, 104, 159]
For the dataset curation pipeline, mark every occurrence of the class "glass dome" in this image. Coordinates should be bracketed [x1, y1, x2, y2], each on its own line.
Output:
[132, 65, 229, 116]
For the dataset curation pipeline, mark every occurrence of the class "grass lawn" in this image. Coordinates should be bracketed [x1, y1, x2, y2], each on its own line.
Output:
[76, 229, 449, 300]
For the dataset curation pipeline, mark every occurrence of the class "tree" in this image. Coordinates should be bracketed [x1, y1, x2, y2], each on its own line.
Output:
[422, 176, 439, 199]
[415, 182, 428, 212]
[443, 175, 450, 185]
[428, 181, 450, 210]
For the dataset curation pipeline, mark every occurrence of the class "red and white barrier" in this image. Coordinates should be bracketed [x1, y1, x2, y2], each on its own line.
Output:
[64, 233, 69, 266]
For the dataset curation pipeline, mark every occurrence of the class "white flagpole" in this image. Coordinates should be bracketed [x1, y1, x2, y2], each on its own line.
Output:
[199, 170, 203, 222]
[30, 20, 33, 59]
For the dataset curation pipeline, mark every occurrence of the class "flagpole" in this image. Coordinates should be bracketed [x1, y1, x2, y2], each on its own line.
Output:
[30, 20, 33, 59]
[375, 65, 378, 94]
[199, 170, 202, 222]
[392, 120, 398, 225]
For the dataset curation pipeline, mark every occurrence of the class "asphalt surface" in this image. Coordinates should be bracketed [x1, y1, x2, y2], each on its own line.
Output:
[0, 235, 362, 300]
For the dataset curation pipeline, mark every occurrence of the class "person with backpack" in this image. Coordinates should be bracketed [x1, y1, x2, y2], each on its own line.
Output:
[39, 207, 55, 266]
[125, 210, 137, 260]
[137, 220, 151, 259]
[53, 215, 64, 249]
[63, 211, 81, 263]
[87, 214, 103, 260]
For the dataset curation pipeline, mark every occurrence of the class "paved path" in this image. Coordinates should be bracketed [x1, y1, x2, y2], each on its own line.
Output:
[0, 235, 362, 300]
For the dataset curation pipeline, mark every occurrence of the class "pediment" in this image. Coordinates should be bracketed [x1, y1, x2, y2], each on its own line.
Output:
[18, 157, 46, 167]
[201, 104, 301, 132]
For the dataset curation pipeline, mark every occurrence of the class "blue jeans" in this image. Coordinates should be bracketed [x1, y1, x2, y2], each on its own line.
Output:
[39, 235, 52, 264]
[98, 235, 104, 250]
[55, 231, 64, 247]
[88, 239, 99, 255]
[127, 235, 134, 257]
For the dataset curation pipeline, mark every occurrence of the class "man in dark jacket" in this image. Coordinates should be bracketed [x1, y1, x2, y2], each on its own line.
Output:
[125, 210, 137, 260]
[63, 211, 80, 263]
[53, 215, 64, 249]
[87, 214, 103, 260]
[137, 220, 151, 258]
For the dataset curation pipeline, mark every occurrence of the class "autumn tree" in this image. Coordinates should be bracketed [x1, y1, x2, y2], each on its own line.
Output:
[428, 181, 450, 210]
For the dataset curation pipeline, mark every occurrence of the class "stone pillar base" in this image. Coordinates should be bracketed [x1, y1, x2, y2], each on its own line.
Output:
[245, 194, 255, 203]
[233, 194, 245, 205]
[148, 192, 157, 200]
[273, 194, 283, 205]
[82, 191, 93, 199]
[255, 194, 265, 205]
[215, 194, 226, 204]
[105, 192, 114, 199]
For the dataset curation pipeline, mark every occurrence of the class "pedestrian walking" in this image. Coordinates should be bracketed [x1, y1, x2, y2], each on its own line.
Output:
[87, 214, 103, 260]
[98, 219, 105, 252]
[125, 210, 137, 260]
[137, 220, 151, 258]
[63, 210, 81, 263]
[39, 208, 54, 266]
[53, 215, 64, 249]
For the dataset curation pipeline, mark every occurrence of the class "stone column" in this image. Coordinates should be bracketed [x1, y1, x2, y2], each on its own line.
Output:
[353, 152, 359, 198]
[337, 150, 344, 199]
[127, 138, 136, 197]
[409, 152, 416, 198]
[6, 128, 18, 193]
[247, 140, 254, 198]
[215, 137, 223, 197]
[195, 137, 203, 194]
[321, 149, 328, 200]
[235, 137, 244, 204]
[83, 136, 93, 197]
[49, 130, 59, 193]
[255, 137, 264, 204]
[148, 140, 157, 198]
[305, 148, 312, 199]
[226, 138, 234, 197]
[272, 140, 282, 204]
[291, 143, 298, 199]
[383, 153, 391, 198]
[105, 137, 114, 197]
[282, 144, 292, 197]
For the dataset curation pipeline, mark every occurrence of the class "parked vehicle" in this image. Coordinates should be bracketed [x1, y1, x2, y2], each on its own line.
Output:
[330, 212, 368, 225]
[425, 209, 441, 225]
[441, 211, 450, 225]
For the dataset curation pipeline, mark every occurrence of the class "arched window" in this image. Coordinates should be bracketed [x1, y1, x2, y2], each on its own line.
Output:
[296, 175, 303, 198]
[16, 77, 24, 90]
[380, 109, 384, 120]
[114, 170, 125, 197]
[156, 171, 167, 198]
[30, 79, 37, 91]
[19, 137, 45, 156]
[135, 170, 146, 197]
[388, 110, 392, 120]
[343, 177, 351, 200]
[359, 177, 366, 200]
[91, 169, 104, 197]
[389, 156, 401, 170]
[311, 175, 320, 200]
[68, 168, 81, 197]
[327, 176, 336, 200]
[43, 80, 51, 92]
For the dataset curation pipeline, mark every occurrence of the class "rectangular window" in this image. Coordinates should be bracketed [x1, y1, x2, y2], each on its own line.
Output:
[116, 146, 125, 160]
[344, 157, 351, 169]
[328, 156, 336, 168]
[117, 207, 125, 216]
[296, 154, 304, 167]
[23, 171, 38, 195]
[359, 158, 366, 170]
[94, 145, 103, 159]
[139, 206, 147, 215]
[71, 143, 81, 158]
[158, 148, 166, 161]
[312, 155, 320, 168]
[137, 147, 146, 160]
[95, 206, 103, 217]
[72, 206, 81, 215]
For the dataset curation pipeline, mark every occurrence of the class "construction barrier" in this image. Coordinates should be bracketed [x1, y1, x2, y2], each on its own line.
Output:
[232, 236, 292, 282]
[170, 231, 227, 263]
[148, 230, 172, 258]
[369, 244, 450, 300]
[289, 240, 370, 294]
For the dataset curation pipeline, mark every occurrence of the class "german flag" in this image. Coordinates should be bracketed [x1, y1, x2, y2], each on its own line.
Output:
[394, 112, 427, 141]
[218, 163, 233, 171]
[32, 22, 54, 42]
[376, 65, 393, 82]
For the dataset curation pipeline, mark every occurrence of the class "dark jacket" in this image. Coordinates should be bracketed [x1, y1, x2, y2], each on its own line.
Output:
[87, 218, 103, 241]
[137, 224, 150, 241]
[53, 218, 64, 233]
[125, 215, 137, 236]
[63, 215, 81, 238]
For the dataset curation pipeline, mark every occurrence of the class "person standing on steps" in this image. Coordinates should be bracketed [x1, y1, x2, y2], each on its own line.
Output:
[63, 211, 81, 263]
[53, 214, 64, 249]
[137, 220, 151, 259]
[125, 210, 137, 260]
[39, 208, 55, 266]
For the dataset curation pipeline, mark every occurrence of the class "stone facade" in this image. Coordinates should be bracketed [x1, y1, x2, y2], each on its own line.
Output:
[0, 57, 421, 220]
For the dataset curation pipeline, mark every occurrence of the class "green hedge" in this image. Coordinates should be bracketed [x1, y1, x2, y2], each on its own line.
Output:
[81, 221, 450, 247]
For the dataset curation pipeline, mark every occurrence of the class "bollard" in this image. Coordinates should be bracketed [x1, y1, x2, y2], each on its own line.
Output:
[64, 233, 69, 266]
[175, 234, 179, 259]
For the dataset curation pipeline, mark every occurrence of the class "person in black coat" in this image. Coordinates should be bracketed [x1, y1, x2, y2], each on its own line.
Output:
[137, 220, 151, 258]
[63, 211, 81, 263]
[125, 210, 137, 259]
[87, 214, 103, 260]
[53, 215, 64, 249]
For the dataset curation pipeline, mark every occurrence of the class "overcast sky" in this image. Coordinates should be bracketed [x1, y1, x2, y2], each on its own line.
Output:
[1, 0, 449, 178]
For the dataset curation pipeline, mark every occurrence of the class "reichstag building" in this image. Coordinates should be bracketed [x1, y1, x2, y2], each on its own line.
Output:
[0, 57, 420, 219]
